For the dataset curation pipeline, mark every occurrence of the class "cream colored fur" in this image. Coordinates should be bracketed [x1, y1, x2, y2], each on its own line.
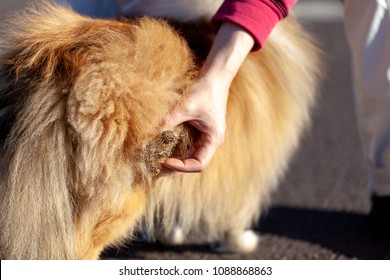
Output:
[0, 1, 322, 259]
[0, 2, 194, 259]
[143, 17, 322, 251]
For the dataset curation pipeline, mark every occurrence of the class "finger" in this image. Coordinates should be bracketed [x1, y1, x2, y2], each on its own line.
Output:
[159, 165, 177, 173]
[163, 142, 217, 172]
[162, 157, 204, 173]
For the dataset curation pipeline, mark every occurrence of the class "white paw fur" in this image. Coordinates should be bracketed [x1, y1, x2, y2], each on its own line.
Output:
[165, 225, 185, 245]
[215, 230, 260, 253]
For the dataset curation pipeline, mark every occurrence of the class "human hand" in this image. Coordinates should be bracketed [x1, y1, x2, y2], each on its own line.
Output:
[162, 22, 254, 173]
[162, 73, 230, 172]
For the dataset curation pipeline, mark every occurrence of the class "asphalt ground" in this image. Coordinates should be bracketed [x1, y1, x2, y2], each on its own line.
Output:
[1, 0, 389, 260]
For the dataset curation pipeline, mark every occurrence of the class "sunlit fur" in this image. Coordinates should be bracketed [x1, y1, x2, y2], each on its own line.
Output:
[129, 0, 322, 251]
[143, 17, 322, 251]
[0, 1, 322, 259]
[0, 2, 195, 259]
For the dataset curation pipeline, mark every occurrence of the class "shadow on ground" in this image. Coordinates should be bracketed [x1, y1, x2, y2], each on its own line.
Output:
[102, 206, 390, 260]
[257, 206, 390, 259]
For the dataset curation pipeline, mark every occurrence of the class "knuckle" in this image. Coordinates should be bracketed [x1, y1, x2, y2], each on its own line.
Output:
[194, 157, 209, 172]
[198, 161, 207, 171]
[216, 128, 225, 146]
[183, 99, 197, 114]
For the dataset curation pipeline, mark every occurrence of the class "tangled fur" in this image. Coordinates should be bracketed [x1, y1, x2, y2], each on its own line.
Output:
[0, 1, 322, 259]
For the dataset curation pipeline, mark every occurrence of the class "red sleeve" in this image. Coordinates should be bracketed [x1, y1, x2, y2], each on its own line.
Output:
[211, 0, 297, 50]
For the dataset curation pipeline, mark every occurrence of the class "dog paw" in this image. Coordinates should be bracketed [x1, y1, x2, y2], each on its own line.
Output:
[213, 230, 260, 253]
[164, 225, 185, 245]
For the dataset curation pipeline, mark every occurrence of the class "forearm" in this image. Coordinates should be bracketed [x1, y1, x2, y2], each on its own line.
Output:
[211, 0, 297, 49]
[199, 22, 254, 87]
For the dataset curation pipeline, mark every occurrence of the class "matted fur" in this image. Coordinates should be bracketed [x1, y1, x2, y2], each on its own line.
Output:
[0, 2, 322, 259]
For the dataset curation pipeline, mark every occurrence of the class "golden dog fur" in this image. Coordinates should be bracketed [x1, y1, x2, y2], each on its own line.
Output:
[0, 2, 321, 259]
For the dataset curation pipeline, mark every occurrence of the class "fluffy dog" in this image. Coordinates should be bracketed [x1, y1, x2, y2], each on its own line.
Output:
[0, 2, 321, 259]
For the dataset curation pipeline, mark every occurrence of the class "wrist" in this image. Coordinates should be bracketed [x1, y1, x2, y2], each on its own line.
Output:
[201, 22, 254, 83]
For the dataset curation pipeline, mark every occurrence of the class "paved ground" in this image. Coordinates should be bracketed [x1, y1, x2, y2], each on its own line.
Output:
[1, 0, 389, 260]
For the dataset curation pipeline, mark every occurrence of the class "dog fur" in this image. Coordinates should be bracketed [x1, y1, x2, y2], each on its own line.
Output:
[142, 18, 322, 252]
[0, 1, 322, 259]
